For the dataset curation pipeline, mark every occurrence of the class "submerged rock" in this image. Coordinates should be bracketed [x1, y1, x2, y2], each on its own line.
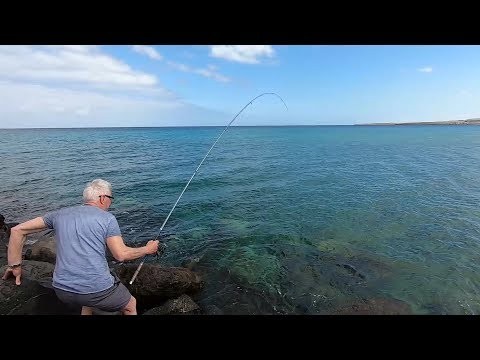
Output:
[142, 294, 201, 315]
[328, 297, 412, 315]
[182, 256, 202, 271]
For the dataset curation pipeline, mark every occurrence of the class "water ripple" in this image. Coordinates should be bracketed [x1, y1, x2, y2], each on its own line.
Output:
[2, 126, 480, 314]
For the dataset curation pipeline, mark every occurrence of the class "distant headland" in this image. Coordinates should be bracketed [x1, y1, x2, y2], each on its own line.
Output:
[356, 118, 480, 126]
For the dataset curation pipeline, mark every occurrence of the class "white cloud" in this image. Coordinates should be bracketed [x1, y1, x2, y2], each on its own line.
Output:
[0, 46, 203, 127]
[167, 61, 230, 83]
[0, 80, 191, 127]
[0, 45, 232, 128]
[0, 45, 157, 88]
[56, 45, 99, 53]
[132, 45, 163, 60]
[0, 80, 233, 128]
[209, 45, 275, 64]
[194, 65, 230, 83]
[0, 81, 178, 113]
[131, 46, 231, 83]
[418, 66, 433, 73]
[168, 61, 191, 72]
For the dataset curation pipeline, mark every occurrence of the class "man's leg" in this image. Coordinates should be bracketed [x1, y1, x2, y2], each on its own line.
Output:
[121, 296, 137, 315]
[81, 306, 93, 315]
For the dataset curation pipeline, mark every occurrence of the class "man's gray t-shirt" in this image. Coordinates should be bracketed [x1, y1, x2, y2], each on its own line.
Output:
[43, 205, 121, 294]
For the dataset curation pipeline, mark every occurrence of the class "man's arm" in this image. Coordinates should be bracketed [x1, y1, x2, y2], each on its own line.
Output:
[7, 217, 47, 265]
[2, 217, 48, 285]
[106, 236, 159, 262]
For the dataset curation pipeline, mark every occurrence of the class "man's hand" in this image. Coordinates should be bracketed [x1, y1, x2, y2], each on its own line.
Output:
[2, 266, 22, 286]
[145, 240, 159, 255]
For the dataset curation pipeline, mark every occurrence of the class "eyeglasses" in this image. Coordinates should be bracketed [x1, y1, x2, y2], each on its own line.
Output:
[99, 195, 114, 200]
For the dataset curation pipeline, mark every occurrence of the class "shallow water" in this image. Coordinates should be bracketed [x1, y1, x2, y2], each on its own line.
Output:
[2, 125, 480, 314]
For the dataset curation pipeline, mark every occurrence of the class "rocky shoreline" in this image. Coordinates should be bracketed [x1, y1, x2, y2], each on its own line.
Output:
[1, 214, 415, 315]
[0, 222, 205, 315]
[356, 118, 480, 126]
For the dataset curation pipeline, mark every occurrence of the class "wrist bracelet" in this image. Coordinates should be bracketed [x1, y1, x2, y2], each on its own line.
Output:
[8, 263, 21, 269]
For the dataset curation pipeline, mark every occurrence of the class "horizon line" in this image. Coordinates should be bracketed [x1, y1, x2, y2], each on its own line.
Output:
[2, 118, 480, 130]
[0, 124, 357, 130]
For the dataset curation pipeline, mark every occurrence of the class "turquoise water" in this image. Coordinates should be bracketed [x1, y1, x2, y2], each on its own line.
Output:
[2, 126, 480, 314]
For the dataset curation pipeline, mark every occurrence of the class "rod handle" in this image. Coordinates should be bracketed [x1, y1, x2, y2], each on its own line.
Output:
[129, 261, 144, 285]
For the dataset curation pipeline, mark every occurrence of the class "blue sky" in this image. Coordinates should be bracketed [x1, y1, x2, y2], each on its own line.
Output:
[0, 45, 479, 128]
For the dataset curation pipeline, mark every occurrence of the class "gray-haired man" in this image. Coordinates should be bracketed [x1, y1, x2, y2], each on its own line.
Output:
[2, 179, 159, 315]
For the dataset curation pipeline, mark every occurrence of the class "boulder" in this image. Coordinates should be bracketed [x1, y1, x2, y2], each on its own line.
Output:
[24, 235, 56, 264]
[142, 294, 201, 315]
[114, 263, 204, 310]
[0, 260, 78, 315]
[0, 213, 19, 247]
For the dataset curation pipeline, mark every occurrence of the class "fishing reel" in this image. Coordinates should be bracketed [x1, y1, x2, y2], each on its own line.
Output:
[154, 241, 167, 259]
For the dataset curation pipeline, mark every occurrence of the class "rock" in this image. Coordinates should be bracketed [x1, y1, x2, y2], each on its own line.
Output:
[4, 280, 79, 315]
[203, 304, 224, 315]
[142, 294, 200, 315]
[0, 260, 78, 314]
[24, 235, 56, 264]
[182, 256, 202, 271]
[0, 242, 6, 266]
[0, 230, 7, 248]
[329, 297, 413, 315]
[114, 263, 204, 310]
[0, 213, 19, 247]
[0, 260, 55, 282]
[336, 263, 366, 280]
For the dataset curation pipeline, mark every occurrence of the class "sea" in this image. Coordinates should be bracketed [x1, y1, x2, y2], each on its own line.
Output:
[2, 125, 480, 314]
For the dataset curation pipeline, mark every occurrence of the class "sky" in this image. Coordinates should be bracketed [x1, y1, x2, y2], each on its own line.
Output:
[0, 45, 479, 128]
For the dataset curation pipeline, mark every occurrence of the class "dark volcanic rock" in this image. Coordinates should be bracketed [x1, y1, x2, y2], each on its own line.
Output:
[142, 294, 201, 315]
[24, 235, 56, 264]
[114, 263, 204, 310]
[0, 260, 79, 315]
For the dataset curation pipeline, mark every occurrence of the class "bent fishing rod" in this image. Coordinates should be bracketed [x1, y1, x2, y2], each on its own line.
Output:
[129, 92, 288, 284]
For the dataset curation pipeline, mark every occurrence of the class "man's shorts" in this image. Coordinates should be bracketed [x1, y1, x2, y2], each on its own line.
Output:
[53, 274, 132, 312]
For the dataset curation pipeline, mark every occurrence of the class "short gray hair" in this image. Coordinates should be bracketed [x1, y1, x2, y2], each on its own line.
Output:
[83, 179, 113, 202]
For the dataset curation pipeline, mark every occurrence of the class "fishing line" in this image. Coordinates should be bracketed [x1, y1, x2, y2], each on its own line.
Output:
[129, 92, 288, 284]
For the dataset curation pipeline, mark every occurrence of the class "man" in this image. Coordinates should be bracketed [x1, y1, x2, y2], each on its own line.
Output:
[2, 179, 159, 315]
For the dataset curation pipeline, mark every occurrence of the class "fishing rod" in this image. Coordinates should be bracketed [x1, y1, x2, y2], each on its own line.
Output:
[129, 92, 288, 284]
